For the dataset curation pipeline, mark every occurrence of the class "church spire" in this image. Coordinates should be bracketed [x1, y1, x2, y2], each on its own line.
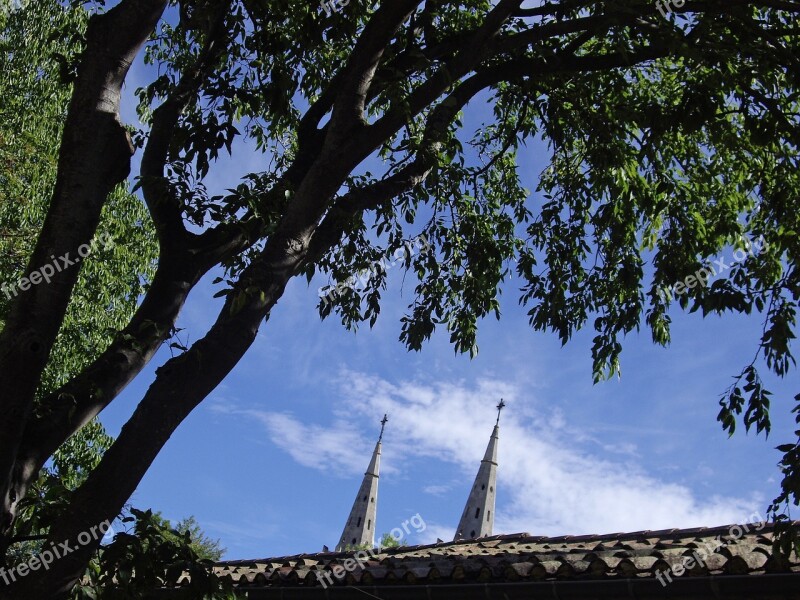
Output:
[335, 415, 386, 551]
[454, 401, 503, 542]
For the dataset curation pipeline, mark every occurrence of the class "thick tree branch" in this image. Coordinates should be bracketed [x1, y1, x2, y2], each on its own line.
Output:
[492, 12, 646, 55]
[307, 68, 496, 263]
[7, 189, 339, 599]
[367, 0, 523, 147]
[2, 0, 252, 546]
[0, 0, 167, 541]
[512, 0, 596, 18]
[298, 28, 473, 148]
[9, 279, 275, 598]
[16, 212, 268, 480]
[327, 0, 422, 143]
[140, 0, 233, 245]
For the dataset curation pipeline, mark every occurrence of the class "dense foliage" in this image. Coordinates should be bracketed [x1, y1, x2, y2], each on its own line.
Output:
[0, 0, 157, 394]
[73, 509, 236, 600]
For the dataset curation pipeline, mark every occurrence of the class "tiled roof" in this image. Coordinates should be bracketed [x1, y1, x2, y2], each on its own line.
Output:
[191, 523, 800, 599]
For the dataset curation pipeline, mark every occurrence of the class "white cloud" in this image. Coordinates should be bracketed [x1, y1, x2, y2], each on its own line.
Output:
[208, 398, 384, 477]
[210, 372, 763, 538]
[422, 485, 451, 496]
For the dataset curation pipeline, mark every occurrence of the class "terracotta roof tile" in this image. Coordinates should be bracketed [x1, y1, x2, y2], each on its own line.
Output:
[209, 522, 800, 594]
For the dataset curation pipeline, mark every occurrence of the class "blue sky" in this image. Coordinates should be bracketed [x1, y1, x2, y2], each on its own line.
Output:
[100, 259, 795, 559]
[95, 16, 798, 560]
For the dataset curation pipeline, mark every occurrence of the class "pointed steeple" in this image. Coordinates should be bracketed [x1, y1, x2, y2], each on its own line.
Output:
[454, 400, 503, 542]
[335, 415, 387, 551]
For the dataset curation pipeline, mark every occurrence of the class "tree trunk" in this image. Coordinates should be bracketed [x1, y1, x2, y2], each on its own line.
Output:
[0, 0, 167, 563]
[6, 253, 295, 599]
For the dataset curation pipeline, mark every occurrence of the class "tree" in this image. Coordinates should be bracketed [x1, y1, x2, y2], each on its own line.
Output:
[0, 0, 155, 572]
[72, 508, 236, 600]
[379, 533, 402, 549]
[1, 0, 799, 597]
[342, 534, 400, 551]
[173, 516, 226, 562]
[0, 0, 156, 392]
[5, 421, 113, 570]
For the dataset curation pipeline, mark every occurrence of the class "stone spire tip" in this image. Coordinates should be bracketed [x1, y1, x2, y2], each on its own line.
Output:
[378, 414, 388, 442]
[495, 399, 505, 426]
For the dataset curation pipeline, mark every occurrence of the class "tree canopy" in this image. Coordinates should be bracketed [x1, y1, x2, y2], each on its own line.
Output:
[1, 0, 799, 597]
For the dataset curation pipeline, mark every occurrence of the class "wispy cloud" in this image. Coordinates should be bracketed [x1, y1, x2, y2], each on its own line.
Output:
[422, 485, 451, 496]
[208, 398, 383, 477]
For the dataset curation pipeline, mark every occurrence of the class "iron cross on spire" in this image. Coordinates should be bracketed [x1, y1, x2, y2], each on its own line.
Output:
[496, 399, 506, 425]
[378, 414, 388, 441]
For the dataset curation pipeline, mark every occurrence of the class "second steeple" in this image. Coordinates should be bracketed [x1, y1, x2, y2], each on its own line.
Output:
[453, 400, 503, 541]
